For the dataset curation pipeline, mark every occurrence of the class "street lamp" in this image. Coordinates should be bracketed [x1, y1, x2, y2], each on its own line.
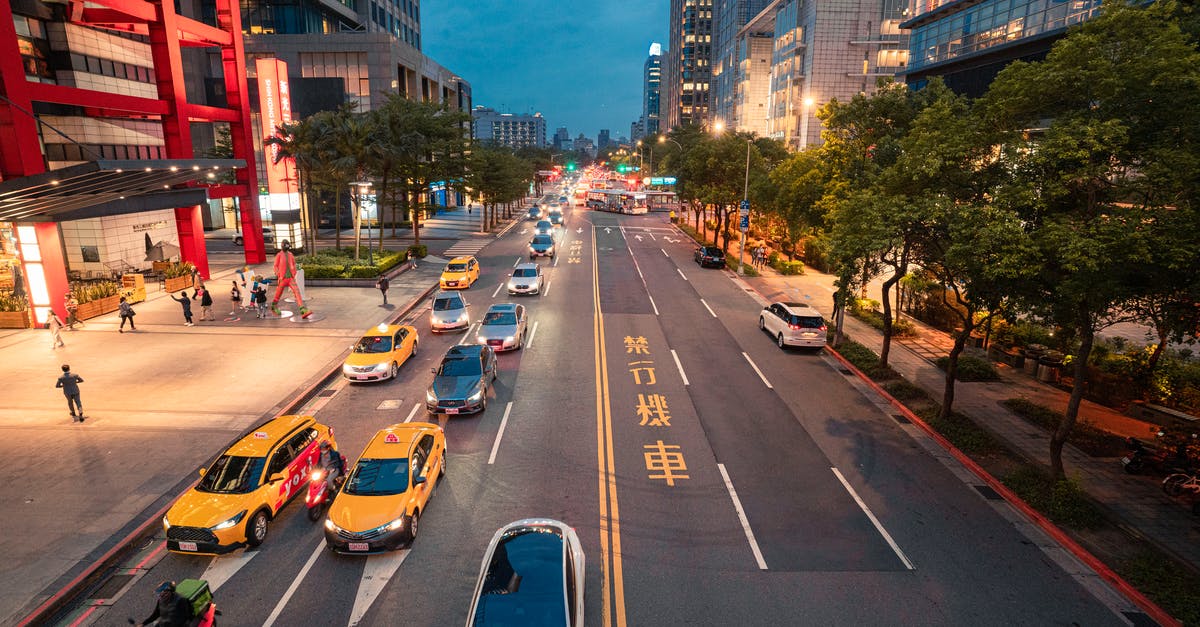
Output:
[799, 96, 815, 149]
[350, 181, 372, 261]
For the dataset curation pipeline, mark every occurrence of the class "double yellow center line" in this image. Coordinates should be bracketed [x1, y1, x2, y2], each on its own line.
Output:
[593, 226, 626, 627]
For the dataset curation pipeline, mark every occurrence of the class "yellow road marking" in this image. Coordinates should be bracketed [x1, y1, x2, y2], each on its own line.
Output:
[593, 226, 626, 627]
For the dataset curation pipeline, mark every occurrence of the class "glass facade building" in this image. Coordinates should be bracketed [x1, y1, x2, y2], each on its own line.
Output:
[665, 0, 715, 129]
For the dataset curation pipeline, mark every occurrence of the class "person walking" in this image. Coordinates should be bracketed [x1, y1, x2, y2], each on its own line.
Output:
[64, 292, 81, 329]
[375, 275, 389, 306]
[170, 291, 194, 326]
[118, 296, 136, 333]
[230, 280, 241, 315]
[193, 285, 215, 321]
[56, 364, 84, 422]
[48, 310, 65, 349]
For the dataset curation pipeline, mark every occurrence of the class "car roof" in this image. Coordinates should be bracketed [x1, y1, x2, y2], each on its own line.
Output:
[360, 323, 406, 336]
[448, 256, 475, 264]
[486, 303, 518, 313]
[514, 263, 540, 271]
[473, 523, 567, 625]
[778, 302, 822, 315]
[361, 423, 431, 458]
[446, 344, 484, 358]
[226, 415, 316, 456]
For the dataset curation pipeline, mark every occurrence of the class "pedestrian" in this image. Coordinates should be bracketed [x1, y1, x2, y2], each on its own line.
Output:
[193, 285, 215, 321]
[255, 284, 268, 318]
[48, 310, 65, 349]
[468, 204, 473, 215]
[170, 291, 194, 326]
[118, 296, 136, 333]
[376, 275, 389, 306]
[56, 364, 84, 422]
[230, 280, 241, 315]
[64, 291, 81, 329]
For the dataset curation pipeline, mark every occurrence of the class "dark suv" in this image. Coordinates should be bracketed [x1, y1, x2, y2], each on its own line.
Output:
[694, 246, 726, 268]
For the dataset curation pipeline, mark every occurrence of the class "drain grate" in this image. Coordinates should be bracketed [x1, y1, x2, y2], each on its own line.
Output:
[839, 367, 853, 375]
[88, 574, 134, 600]
[1122, 611, 1156, 627]
[892, 413, 911, 425]
[974, 485, 1003, 501]
[317, 389, 336, 398]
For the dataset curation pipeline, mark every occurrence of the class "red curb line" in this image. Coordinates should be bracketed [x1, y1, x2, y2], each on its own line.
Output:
[18, 283, 439, 627]
[821, 344, 1180, 627]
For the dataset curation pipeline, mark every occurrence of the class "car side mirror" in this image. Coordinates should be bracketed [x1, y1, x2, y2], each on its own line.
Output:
[431, 368, 437, 374]
[269, 472, 286, 484]
[198, 468, 206, 478]
[413, 475, 426, 486]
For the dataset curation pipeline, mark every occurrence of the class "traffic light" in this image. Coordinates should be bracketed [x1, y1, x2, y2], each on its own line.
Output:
[616, 164, 627, 173]
[566, 162, 577, 172]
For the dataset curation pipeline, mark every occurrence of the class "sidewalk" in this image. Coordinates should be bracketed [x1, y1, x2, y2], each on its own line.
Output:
[0, 213, 522, 626]
[738, 258, 1200, 573]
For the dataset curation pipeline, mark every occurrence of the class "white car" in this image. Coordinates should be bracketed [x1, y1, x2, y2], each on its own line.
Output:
[508, 263, 544, 295]
[232, 227, 274, 248]
[759, 302, 827, 350]
[431, 291, 470, 332]
[466, 519, 585, 627]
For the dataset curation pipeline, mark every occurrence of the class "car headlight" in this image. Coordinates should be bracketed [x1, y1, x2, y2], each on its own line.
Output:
[529, 246, 536, 252]
[468, 390, 483, 403]
[162, 515, 171, 531]
[504, 336, 515, 343]
[210, 510, 246, 531]
[386, 517, 407, 531]
[426, 390, 437, 403]
[324, 518, 340, 532]
[477, 335, 486, 343]
[376, 362, 391, 371]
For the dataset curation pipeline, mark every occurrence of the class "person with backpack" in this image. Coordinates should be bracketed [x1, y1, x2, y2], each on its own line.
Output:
[193, 285, 215, 321]
[118, 296, 136, 333]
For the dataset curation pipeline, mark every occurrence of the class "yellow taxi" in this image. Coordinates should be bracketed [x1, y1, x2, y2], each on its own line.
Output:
[439, 255, 480, 290]
[324, 423, 446, 554]
[342, 323, 419, 382]
[163, 415, 335, 554]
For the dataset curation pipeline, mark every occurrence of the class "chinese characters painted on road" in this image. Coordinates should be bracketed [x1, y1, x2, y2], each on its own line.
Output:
[621, 337, 687, 485]
[644, 440, 689, 486]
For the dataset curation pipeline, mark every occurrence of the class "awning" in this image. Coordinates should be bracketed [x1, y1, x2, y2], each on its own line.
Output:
[0, 159, 245, 223]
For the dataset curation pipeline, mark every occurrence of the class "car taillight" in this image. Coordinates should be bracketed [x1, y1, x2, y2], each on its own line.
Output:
[789, 324, 802, 330]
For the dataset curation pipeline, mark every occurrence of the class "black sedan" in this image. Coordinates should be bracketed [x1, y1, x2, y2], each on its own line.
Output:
[426, 344, 497, 416]
[694, 246, 726, 268]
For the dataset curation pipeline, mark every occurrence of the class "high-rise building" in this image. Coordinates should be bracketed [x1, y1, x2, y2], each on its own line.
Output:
[598, 129, 612, 150]
[572, 135, 597, 158]
[472, 107, 547, 149]
[664, 0, 715, 129]
[553, 127, 571, 151]
[901, 0, 1102, 97]
[710, 1, 770, 134]
[642, 43, 663, 137]
[631, 120, 645, 142]
[744, 0, 909, 149]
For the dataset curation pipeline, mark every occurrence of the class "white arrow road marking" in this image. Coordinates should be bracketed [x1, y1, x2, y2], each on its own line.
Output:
[520, 229, 528, 235]
[664, 237, 678, 243]
[347, 549, 412, 626]
[576, 227, 583, 233]
[635, 234, 643, 241]
[263, 540, 326, 627]
[604, 227, 612, 234]
[201, 550, 260, 592]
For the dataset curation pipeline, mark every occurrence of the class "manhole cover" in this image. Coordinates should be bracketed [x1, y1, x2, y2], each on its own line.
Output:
[377, 399, 402, 410]
[892, 413, 911, 425]
[88, 574, 134, 600]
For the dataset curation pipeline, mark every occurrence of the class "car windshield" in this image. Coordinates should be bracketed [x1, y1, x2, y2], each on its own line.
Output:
[537, 222, 551, 230]
[513, 268, 538, 278]
[473, 528, 567, 626]
[354, 336, 392, 353]
[438, 356, 482, 376]
[791, 315, 824, 328]
[196, 455, 266, 494]
[483, 312, 518, 325]
[532, 235, 553, 245]
[446, 263, 468, 272]
[433, 297, 463, 311]
[342, 458, 410, 496]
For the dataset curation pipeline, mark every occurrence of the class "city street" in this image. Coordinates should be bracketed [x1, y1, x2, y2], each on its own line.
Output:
[45, 202, 1141, 626]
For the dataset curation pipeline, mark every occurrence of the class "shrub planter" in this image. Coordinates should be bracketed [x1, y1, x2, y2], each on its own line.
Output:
[76, 295, 121, 320]
[164, 275, 193, 293]
[0, 310, 31, 329]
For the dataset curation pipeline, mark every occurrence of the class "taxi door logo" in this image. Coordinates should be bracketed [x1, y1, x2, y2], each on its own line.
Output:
[275, 441, 318, 509]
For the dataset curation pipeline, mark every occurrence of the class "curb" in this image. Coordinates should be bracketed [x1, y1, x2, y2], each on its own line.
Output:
[820, 344, 1180, 627]
[17, 282, 438, 627]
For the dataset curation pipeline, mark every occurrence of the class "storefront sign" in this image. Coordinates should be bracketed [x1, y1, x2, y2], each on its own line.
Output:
[256, 58, 298, 210]
[132, 220, 168, 233]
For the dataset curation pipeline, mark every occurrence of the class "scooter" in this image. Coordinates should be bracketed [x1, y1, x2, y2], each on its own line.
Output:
[1123, 437, 1195, 475]
[306, 468, 343, 521]
[129, 591, 219, 627]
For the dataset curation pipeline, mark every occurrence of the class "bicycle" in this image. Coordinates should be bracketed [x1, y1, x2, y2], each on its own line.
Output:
[1161, 472, 1200, 498]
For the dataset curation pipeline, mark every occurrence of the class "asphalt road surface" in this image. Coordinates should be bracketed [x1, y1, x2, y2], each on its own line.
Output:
[59, 198, 1135, 626]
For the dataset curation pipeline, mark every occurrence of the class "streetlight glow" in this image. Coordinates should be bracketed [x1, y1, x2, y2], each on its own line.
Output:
[803, 97, 815, 108]
[713, 121, 725, 133]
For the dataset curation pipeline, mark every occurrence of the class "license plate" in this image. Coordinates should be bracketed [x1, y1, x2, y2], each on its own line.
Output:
[355, 375, 369, 380]
[444, 408, 459, 415]
[349, 542, 369, 552]
[1121, 456, 1131, 464]
[178, 541, 197, 552]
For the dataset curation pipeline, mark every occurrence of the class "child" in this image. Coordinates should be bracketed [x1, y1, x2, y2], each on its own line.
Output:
[255, 284, 268, 318]
[230, 280, 241, 315]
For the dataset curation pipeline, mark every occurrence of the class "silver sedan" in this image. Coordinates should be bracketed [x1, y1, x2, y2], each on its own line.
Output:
[476, 303, 527, 352]
[508, 263, 544, 295]
[430, 291, 469, 332]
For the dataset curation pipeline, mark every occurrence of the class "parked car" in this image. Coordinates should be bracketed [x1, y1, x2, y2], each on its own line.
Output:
[477, 303, 527, 352]
[508, 263, 544, 296]
[694, 246, 726, 268]
[426, 344, 497, 416]
[758, 302, 827, 350]
[466, 518, 585, 627]
[232, 227, 274, 249]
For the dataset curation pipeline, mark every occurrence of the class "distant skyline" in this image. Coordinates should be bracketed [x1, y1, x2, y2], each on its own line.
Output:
[422, 1, 668, 142]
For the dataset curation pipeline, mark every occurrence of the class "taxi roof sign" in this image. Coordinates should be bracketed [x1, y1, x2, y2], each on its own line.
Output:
[383, 432, 401, 444]
[253, 431, 269, 439]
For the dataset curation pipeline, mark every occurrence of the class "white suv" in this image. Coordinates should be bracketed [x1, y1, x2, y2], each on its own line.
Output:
[759, 302, 827, 350]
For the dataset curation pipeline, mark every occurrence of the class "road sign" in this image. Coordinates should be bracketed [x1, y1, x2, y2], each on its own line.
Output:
[740, 199, 750, 215]
[740, 215, 749, 231]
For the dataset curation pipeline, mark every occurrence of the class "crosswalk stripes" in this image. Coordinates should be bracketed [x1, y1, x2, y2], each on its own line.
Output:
[441, 238, 490, 257]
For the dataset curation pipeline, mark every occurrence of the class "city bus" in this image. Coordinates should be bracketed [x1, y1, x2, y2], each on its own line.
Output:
[585, 190, 648, 215]
[644, 190, 679, 212]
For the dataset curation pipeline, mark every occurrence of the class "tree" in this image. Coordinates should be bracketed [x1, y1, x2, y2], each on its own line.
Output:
[768, 148, 827, 261]
[981, 0, 1200, 477]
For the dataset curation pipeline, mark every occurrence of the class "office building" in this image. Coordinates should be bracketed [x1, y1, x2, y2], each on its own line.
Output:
[642, 43, 663, 137]
[472, 107, 547, 148]
[553, 126, 571, 151]
[664, 0, 715, 129]
[901, 0, 1102, 96]
[598, 129, 612, 150]
[710, 1, 770, 134]
[572, 135, 596, 158]
[631, 120, 645, 142]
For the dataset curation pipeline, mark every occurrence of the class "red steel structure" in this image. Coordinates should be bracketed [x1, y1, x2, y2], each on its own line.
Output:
[0, 0, 263, 309]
